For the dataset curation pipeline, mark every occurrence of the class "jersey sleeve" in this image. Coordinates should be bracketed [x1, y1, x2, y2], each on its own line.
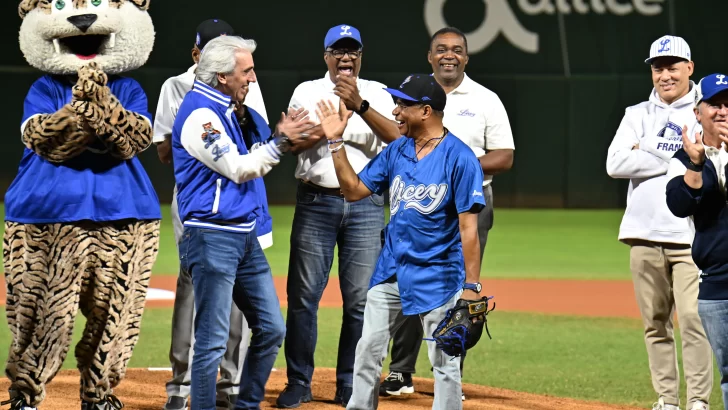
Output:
[113, 78, 152, 123]
[358, 144, 392, 195]
[22, 77, 60, 133]
[153, 78, 178, 143]
[483, 94, 515, 151]
[452, 148, 486, 214]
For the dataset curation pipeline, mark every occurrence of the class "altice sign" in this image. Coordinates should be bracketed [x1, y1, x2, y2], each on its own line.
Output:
[424, 0, 666, 54]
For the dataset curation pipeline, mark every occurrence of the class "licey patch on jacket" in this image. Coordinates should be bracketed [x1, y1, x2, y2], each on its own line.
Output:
[18, 0, 154, 75]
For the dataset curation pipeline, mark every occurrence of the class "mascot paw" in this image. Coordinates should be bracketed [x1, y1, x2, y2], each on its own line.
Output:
[77, 62, 108, 86]
[72, 99, 104, 125]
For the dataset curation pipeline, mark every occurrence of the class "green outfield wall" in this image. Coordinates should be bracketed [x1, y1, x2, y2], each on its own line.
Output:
[0, 0, 723, 207]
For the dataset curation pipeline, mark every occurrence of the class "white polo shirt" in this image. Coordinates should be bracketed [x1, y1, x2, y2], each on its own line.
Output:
[289, 72, 395, 188]
[441, 73, 515, 187]
[152, 64, 268, 144]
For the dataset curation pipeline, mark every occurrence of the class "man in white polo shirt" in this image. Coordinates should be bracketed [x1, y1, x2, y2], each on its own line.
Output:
[152, 19, 269, 410]
[276, 24, 399, 408]
[606, 35, 711, 410]
[378, 26, 515, 401]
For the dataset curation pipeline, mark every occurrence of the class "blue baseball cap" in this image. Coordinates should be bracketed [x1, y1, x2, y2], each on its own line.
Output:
[695, 73, 728, 107]
[324, 24, 362, 49]
[384, 74, 447, 111]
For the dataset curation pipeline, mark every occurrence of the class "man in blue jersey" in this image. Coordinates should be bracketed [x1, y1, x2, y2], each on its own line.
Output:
[171, 35, 313, 409]
[315, 74, 486, 410]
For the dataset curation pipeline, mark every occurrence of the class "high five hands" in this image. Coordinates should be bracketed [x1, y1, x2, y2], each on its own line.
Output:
[315, 99, 353, 142]
[274, 107, 315, 151]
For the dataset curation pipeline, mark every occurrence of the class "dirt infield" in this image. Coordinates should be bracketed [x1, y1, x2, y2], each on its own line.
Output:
[0, 368, 646, 410]
[0, 277, 646, 409]
[1, 276, 642, 318]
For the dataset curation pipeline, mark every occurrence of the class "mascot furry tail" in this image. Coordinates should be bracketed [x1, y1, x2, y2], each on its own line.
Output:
[3, 0, 159, 408]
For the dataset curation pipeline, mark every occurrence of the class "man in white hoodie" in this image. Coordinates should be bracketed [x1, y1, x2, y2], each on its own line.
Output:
[606, 35, 712, 410]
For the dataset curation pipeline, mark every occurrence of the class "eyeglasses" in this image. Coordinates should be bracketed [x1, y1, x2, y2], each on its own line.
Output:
[326, 49, 362, 59]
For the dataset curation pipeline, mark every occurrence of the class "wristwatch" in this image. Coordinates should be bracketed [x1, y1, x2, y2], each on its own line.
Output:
[355, 100, 370, 115]
[686, 158, 704, 172]
[463, 282, 482, 293]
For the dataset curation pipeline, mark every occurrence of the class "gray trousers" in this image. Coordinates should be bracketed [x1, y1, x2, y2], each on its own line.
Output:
[166, 186, 252, 407]
[388, 185, 493, 375]
[346, 282, 463, 410]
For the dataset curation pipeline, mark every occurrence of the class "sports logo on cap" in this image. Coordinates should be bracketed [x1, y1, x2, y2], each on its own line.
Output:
[399, 75, 412, 88]
[717, 75, 728, 85]
[340, 25, 352, 36]
[646, 35, 691, 64]
[657, 38, 670, 53]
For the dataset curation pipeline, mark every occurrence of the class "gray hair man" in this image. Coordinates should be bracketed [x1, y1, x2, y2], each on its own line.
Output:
[171, 35, 312, 410]
[152, 19, 270, 410]
[667, 73, 728, 410]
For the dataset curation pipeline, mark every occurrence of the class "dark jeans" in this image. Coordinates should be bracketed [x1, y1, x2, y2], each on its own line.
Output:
[698, 299, 728, 409]
[284, 181, 385, 390]
[388, 185, 493, 375]
[179, 227, 285, 410]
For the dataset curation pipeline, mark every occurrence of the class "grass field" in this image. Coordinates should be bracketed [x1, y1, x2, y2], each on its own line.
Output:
[150, 205, 633, 280]
[0, 205, 723, 409]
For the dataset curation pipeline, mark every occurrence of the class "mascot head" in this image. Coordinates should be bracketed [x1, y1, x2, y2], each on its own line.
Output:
[18, 0, 154, 75]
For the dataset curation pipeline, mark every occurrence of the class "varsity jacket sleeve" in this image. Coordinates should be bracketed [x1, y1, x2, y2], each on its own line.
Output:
[665, 151, 703, 218]
[181, 107, 282, 184]
[606, 109, 669, 179]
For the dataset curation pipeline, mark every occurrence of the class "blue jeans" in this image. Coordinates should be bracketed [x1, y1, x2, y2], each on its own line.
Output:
[698, 299, 728, 409]
[285, 181, 385, 390]
[179, 226, 285, 410]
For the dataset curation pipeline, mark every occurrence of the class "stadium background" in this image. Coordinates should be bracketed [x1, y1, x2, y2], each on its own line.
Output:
[0, 1, 727, 408]
[0, 0, 724, 207]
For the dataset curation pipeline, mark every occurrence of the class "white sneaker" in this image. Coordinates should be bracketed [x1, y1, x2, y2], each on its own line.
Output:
[690, 401, 709, 410]
[0, 396, 37, 410]
[461, 393, 465, 401]
[652, 398, 681, 410]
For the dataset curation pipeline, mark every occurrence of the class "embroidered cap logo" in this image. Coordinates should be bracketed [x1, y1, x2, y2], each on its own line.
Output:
[658, 38, 671, 53]
[340, 25, 352, 36]
[399, 75, 412, 88]
[717, 75, 728, 85]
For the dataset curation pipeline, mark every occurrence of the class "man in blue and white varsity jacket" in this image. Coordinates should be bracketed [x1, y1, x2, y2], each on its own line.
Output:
[171, 35, 313, 410]
[666, 73, 728, 409]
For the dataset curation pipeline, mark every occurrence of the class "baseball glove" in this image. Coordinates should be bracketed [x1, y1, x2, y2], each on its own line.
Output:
[427, 296, 495, 357]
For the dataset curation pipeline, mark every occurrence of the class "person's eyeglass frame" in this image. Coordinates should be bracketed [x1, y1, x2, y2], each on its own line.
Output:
[325, 48, 363, 60]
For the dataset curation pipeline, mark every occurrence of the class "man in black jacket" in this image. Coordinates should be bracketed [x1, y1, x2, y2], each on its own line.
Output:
[666, 72, 728, 409]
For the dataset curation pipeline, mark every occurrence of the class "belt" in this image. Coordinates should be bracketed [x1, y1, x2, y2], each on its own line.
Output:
[302, 181, 344, 197]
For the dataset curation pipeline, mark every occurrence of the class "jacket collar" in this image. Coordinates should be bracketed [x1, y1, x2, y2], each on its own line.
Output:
[192, 80, 232, 108]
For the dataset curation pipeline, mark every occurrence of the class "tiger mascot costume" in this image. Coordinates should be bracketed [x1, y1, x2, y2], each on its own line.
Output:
[2, 1, 160, 409]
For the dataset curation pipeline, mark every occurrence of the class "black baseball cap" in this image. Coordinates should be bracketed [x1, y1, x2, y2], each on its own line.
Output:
[195, 19, 235, 50]
[384, 74, 447, 111]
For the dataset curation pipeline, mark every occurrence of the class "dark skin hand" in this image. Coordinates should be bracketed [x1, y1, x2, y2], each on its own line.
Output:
[333, 75, 400, 143]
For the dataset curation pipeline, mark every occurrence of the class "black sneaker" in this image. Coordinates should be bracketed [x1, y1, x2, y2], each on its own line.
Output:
[163, 396, 188, 410]
[216, 394, 237, 409]
[378, 371, 414, 396]
[275, 384, 312, 408]
[81, 394, 124, 410]
[334, 387, 352, 407]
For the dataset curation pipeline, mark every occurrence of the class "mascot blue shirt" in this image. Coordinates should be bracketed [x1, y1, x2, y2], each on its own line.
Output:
[5, 74, 161, 223]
